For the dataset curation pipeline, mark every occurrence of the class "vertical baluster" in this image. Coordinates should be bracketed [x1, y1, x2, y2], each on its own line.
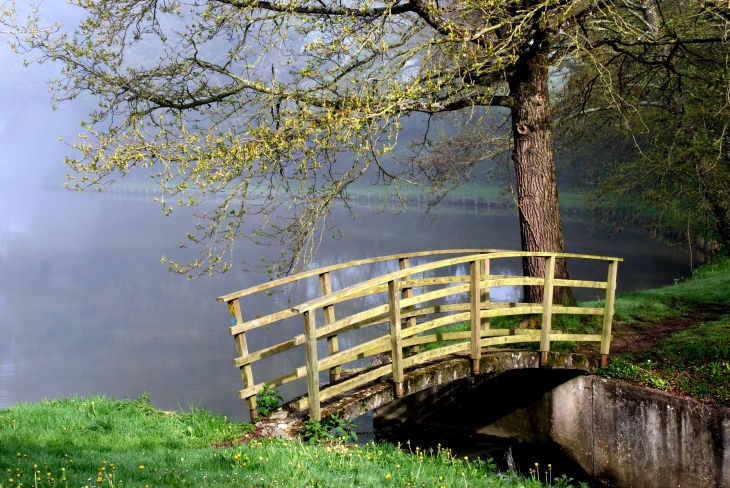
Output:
[540, 256, 556, 365]
[470, 260, 482, 375]
[480, 259, 490, 332]
[228, 299, 258, 420]
[398, 258, 418, 353]
[303, 310, 321, 421]
[388, 280, 404, 397]
[601, 260, 619, 367]
[319, 272, 340, 382]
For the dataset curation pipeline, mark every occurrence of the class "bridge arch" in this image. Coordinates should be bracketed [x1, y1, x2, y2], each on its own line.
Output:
[218, 249, 619, 425]
[254, 351, 598, 438]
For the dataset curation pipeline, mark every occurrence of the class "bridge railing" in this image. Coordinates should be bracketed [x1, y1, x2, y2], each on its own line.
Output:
[218, 250, 621, 421]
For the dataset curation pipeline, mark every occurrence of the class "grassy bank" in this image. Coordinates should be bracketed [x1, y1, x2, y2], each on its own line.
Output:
[597, 255, 730, 404]
[0, 395, 583, 488]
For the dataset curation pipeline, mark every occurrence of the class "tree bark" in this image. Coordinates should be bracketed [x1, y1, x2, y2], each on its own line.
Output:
[508, 45, 575, 305]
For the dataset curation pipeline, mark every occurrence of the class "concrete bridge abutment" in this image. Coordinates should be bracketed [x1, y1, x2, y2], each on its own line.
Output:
[374, 371, 730, 488]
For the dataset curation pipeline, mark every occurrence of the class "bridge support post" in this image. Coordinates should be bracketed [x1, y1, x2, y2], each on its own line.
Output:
[319, 272, 341, 383]
[303, 310, 321, 421]
[388, 280, 404, 397]
[228, 299, 258, 421]
[480, 259, 490, 333]
[600, 260, 619, 367]
[470, 260, 482, 375]
[399, 258, 418, 354]
[540, 256, 556, 366]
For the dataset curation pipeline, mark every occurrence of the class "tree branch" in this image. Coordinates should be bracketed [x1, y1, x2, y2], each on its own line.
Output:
[214, 0, 414, 17]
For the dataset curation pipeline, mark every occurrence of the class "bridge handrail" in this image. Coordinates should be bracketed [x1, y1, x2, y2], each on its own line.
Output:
[221, 249, 621, 422]
[292, 251, 622, 313]
[217, 249, 506, 303]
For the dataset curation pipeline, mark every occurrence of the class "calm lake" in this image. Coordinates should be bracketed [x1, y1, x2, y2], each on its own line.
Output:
[0, 184, 697, 421]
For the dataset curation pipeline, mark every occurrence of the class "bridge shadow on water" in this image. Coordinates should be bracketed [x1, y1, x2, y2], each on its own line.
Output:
[371, 368, 607, 487]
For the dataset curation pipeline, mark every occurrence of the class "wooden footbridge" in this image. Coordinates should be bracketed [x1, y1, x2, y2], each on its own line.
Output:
[217, 250, 620, 422]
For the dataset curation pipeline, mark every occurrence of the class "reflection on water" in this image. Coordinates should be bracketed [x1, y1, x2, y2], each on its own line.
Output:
[0, 188, 697, 421]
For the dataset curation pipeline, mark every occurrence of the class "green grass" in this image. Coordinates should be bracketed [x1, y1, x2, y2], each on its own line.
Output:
[0, 395, 583, 488]
[582, 254, 730, 325]
[599, 319, 730, 404]
[594, 255, 730, 404]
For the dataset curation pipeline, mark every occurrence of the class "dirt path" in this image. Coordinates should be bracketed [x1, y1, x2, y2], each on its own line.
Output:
[578, 305, 727, 357]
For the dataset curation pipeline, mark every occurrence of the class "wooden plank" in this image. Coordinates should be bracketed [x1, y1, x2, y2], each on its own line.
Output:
[233, 334, 305, 367]
[218, 249, 505, 302]
[482, 277, 545, 287]
[553, 279, 607, 289]
[320, 272, 341, 382]
[313, 304, 389, 339]
[480, 259, 490, 332]
[400, 283, 470, 309]
[552, 306, 605, 315]
[303, 311, 321, 421]
[402, 306, 547, 340]
[233, 310, 392, 369]
[601, 260, 619, 361]
[402, 312, 471, 338]
[295, 363, 394, 410]
[403, 303, 466, 318]
[402, 331, 470, 346]
[469, 260, 481, 373]
[289, 254, 514, 313]
[388, 279, 404, 396]
[401, 276, 469, 287]
[401, 341, 471, 368]
[551, 333, 603, 342]
[540, 256, 556, 365]
[402, 301, 541, 320]
[331, 312, 390, 335]
[404, 328, 545, 347]
[229, 299, 257, 418]
[316, 336, 390, 371]
[229, 308, 299, 335]
[480, 306, 544, 318]
[480, 334, 541, 347]
[292, 251, 622, 313]
[399, 258, 418, 354]
[484, 328, 544, 337]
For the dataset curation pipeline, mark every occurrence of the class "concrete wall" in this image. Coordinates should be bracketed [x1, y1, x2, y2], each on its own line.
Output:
[553, 376, 730, 488]
[374, 373, 730, 488]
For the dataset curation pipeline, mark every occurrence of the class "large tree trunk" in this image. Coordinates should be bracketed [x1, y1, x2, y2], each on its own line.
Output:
[508, 47, 575, 305]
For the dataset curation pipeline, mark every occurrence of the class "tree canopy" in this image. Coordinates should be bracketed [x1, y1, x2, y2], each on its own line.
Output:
[558, 2, 730, 255]
[3, 0, 729, 301]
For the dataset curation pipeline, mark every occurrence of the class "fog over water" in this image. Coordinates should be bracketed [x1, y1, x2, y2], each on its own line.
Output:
[0, 9, 697, 421]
